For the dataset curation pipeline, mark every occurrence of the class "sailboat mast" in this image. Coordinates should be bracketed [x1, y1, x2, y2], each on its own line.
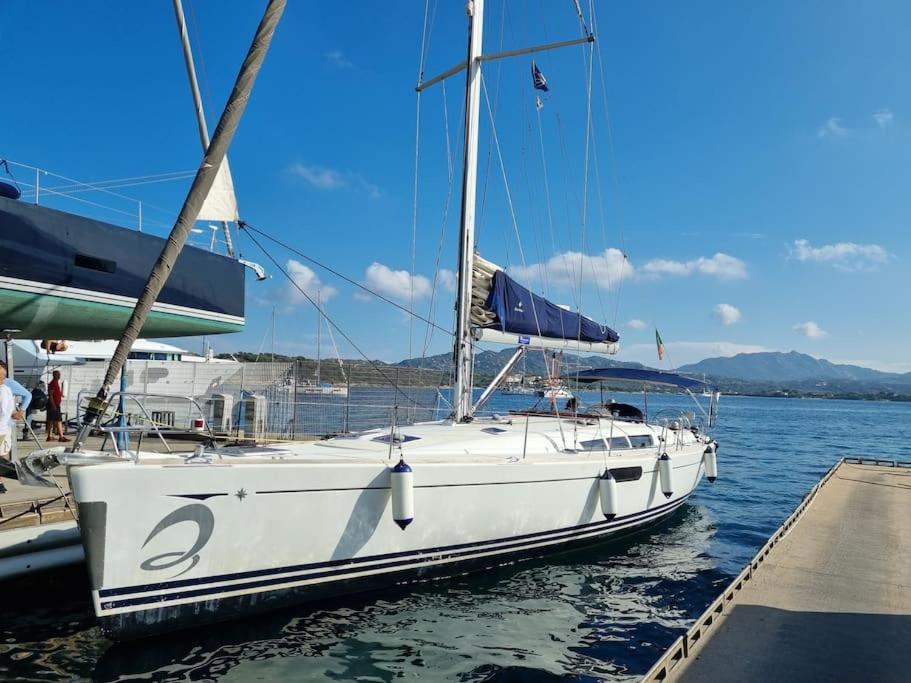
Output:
[173, 0, 236, 258]
[452, 0, 485, 422]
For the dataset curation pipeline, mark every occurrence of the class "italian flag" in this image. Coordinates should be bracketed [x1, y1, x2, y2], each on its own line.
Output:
[656, 329, 665, 361]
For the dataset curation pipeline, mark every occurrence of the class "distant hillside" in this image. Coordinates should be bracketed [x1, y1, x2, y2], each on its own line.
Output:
[678, 351, 910, 384]
[397, 348, 647, 377]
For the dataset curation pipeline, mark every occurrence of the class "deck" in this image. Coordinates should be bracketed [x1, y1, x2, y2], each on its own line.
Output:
[0, 435, 199, 531]
[644, 458, 911, 682]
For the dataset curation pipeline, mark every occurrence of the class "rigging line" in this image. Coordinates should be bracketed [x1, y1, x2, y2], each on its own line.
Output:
[186, 0, 216, 124]
[19, 171, 198, 196]
[22, 174, 198, 200]
[409, 0, 432, 383]
[590, 0, 629, 328]
[242, 228, 435, 410]
[534, 90, 567, 307]
[421, 80, 459, 358]
[476, 0, 509, 236]
[552, 112, 582, 311]
[575, 26, 608, 334]
[579, 0, 613, 322]
[571, 7, 609, 324]
[251, 312, 272, 363]
[519, 119, 552, 300]
[6, 161, 156, 209]
[239, 222, 452, 336]
[479, 74, 545, 344]
[14, 184, 152, 225]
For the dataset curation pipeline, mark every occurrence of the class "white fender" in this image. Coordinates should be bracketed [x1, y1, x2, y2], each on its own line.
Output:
[390, 458, 414, 529]
[599, 469, 618, 520]
[704, 443, 718, 483]
[658, 453, 673, 499]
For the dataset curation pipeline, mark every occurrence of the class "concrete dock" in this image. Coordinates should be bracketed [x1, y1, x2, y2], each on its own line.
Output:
[644, 458, 911, 682]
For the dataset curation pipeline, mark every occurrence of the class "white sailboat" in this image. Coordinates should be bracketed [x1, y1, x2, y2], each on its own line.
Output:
[22, 0, 721, 640]
[298, 290, 348, 396]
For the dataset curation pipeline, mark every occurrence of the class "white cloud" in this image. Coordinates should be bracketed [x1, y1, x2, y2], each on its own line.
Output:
[713, 303, 741, 326]
[793, 321, 827, 339]
[641, 253, 748, 280]
[288, 162, 346, 190]
[288, 162, 381, 199]
[817, 117, 847, 138]
[792, 239, 890, 271]
[325, 50, 355, 69]
[284, 259, 337, 306]
[620, 341, 770, 367]
[350, 173, 382, 200]
[510, 248, 634, 289]
[437, 269, 457, 292]
[626, 318, 647, 330]
[361, 262, 432, 302]
[873, 108, 894, 128]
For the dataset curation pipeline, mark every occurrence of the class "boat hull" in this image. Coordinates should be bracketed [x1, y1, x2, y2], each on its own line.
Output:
[98, 499, 685, 639]
[69, 448, 706, 640]
[0, 197, 244, 338]
[0, 520, 83, 580]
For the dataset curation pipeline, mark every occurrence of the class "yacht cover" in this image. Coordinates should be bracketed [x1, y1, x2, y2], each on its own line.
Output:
[483, 270, 619, 344]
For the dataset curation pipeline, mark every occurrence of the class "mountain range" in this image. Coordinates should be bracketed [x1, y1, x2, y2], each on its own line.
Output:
[676, 351, 910, 384]
[396, 348, 647, 377]
[397, 349, 911, 396]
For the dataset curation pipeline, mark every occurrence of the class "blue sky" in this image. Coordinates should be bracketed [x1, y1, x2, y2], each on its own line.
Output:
[3, 1, 909, 370]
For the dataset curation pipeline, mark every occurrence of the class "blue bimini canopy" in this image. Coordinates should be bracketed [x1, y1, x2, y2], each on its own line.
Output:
[575, 368, 715, 392]
[484, 270, 619, 344]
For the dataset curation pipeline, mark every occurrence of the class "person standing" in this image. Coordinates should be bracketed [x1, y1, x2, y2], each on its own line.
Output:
[47, 370, 69, 443]
[0, 361, 18, 494]
[3, 375, 32, 439]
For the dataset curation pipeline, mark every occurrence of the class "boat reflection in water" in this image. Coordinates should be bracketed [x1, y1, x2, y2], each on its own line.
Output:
[88, 505, 719, 682]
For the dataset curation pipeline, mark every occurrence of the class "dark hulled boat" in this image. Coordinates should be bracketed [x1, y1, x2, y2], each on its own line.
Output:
[0, 196, 244, 339]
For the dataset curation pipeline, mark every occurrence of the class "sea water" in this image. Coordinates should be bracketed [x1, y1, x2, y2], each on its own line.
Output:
[1, 394, 909, 681]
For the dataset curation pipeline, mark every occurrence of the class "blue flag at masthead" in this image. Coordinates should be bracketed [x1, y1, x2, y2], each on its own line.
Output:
[531, 61, 549, 92]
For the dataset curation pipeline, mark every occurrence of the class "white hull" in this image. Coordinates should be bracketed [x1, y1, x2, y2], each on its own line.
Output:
[536, 388, 573, 400]
[0, 520, 83, 580]
[64, 416, 712, 639]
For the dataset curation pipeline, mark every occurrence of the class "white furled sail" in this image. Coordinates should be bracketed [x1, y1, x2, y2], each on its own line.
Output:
[197, 158, 239, 223]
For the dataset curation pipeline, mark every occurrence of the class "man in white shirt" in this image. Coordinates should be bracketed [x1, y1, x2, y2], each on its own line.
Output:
[0, 360, 21, 494]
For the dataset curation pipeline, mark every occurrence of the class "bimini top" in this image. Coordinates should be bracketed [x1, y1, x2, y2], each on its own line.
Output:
[575, 367, 715, 392]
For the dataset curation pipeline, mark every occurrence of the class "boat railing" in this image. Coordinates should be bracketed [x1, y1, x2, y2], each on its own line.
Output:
[651, 408, 699, 451]
[76, 391, 214, 458]
[0, 158, 202, 238]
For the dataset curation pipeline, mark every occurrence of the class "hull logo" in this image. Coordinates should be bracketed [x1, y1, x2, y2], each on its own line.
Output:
[140, 504, 214, 577]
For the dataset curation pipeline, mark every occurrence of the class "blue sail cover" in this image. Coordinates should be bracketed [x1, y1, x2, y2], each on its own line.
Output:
[576, 368, 714, 391]
[484, 270, 619, 344]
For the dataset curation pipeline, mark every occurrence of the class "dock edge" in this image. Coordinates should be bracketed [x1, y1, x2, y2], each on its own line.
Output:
[641, 456, 911, 683]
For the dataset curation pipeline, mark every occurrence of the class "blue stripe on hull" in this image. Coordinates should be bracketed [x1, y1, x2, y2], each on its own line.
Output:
[97, 497, 689, 641]
[100, 495, 690, 611]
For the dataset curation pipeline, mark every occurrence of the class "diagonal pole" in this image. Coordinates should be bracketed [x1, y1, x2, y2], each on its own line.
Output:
[71, 0, 286, 452]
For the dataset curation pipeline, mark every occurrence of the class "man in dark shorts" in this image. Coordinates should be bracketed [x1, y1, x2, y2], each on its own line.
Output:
[47, 370, 68, 443]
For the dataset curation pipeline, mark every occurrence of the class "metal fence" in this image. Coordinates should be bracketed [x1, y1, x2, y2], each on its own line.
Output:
[48, 360, 452, 441]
